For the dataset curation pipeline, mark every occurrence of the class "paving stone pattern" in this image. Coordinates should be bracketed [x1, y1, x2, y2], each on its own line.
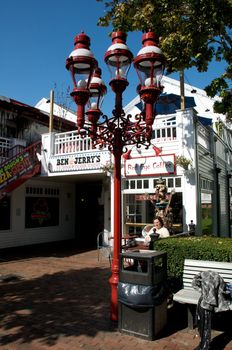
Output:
[0, 246, 231, 350]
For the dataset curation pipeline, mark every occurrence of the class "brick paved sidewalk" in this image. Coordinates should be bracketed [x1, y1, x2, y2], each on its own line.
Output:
[0, 245, 231, 350]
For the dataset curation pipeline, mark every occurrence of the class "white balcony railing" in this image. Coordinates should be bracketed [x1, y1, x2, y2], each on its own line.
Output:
[54, 130, 94, 155]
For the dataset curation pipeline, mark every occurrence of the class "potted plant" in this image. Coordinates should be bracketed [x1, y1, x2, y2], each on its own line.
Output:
[176, 155, 193, 171]
[101, 161, 114, 175]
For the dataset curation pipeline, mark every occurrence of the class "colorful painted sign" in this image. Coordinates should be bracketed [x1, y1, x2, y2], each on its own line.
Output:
[0, 152, 34, 190]
[48, 151, 111, 173]
[124, 154, 176, 177]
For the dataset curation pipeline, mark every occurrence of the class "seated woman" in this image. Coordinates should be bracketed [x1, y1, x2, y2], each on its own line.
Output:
[142, 216, 170, 246]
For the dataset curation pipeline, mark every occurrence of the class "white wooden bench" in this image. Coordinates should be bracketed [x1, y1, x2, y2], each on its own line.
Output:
[173, 259, 232, 329]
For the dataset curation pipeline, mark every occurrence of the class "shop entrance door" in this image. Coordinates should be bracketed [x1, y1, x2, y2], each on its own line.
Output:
[75, 182, 103, 250]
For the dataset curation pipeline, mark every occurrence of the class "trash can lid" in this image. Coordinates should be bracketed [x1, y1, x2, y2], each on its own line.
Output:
[120, 250, 166, 259]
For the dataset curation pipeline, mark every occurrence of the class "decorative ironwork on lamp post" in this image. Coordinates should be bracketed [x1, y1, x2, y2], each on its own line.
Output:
[66, 30, 165, 321]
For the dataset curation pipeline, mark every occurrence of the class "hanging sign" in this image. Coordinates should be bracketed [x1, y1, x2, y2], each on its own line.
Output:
[48, 151, 111, 173]
[124, 154, 175, 177]
[0, 152, 34, 190]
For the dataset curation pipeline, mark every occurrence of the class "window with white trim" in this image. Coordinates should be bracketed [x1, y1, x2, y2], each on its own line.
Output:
[25, 186, 60, 228]
[153, 116, 177, 141]
[26, 186, 60, 196]
[124, 177, 181, 193]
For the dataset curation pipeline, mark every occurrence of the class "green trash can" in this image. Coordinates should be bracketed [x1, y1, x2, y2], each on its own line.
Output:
[118, 250, 167, 340]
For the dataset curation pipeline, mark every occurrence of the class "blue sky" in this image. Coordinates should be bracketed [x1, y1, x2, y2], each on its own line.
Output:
[0, 0, 226, 117]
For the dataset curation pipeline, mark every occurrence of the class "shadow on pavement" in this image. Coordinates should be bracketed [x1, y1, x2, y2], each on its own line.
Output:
[210, 332, 232, 350]
[166, 304, 232, 350]
[165, 303, 188, 334]
[0, 240, 93, 262]
[0, 267, 113, 347]
[0, 244, 231, 350]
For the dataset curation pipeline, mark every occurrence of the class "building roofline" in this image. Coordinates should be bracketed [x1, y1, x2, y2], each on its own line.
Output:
[0, 95, 76, 131]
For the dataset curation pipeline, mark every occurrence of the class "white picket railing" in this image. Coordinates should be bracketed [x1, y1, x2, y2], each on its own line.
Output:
[52, 117, 178, 156]
[54, 130, 94, 155]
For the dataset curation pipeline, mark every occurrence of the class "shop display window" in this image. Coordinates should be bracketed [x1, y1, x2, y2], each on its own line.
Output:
[124, 191, 183, 235]
[200, 179, 213, 235]
[25, 186, 60, 228]
[0, 196, 11, 230]
[25, 197, 59, 228]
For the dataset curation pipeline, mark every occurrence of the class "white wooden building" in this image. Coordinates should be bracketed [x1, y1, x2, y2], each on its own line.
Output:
[0, 76, 231, 250]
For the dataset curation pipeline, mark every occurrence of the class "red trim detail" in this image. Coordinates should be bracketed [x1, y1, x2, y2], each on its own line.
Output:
[153, 145, 162, 156]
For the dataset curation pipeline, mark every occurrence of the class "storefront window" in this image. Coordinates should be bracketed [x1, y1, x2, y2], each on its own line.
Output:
[144, 180, 149, 188]
[124, 180, 129, 190]
[25, 186, 60, 229]
[137, 180, 142, 189]
[124, 191, 183, 235]
[201, 192, 213, 235]
[154, 178, 165, 187]
[124, 194, 153, 235]
[123, 176, 183, 235]
[25, 197, 59, 228]
[200, 178, 213, 235]
[175, 178, 181, 187]
[0, 196, 10, 230]
[130, 181, 135, 189]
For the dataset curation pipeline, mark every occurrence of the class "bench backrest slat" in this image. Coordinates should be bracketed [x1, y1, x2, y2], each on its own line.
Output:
[183, 259, 232, 289]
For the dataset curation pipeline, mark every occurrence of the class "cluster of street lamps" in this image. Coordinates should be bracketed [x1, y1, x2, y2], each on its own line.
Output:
[66, 30, 165, 321]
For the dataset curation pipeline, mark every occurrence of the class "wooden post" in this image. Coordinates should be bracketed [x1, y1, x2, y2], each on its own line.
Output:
[180, 69, 185, 111]
[49, 90, 54, 132]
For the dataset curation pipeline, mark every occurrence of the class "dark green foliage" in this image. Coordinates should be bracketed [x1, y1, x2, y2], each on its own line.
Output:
[97, 0, 232, 121]
[154, 236, 232, 280]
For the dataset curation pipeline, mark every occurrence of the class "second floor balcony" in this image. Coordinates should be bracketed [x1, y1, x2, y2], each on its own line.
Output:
[41, 130, 111, 176]
[40, 110, 194, 177]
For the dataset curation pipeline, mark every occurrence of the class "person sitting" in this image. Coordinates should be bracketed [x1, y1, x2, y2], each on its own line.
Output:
[143, 216, 170, 246]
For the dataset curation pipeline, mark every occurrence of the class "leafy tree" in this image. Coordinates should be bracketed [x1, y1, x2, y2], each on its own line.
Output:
[205, 66, 232, 122]
[97, 0, 232, 122]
